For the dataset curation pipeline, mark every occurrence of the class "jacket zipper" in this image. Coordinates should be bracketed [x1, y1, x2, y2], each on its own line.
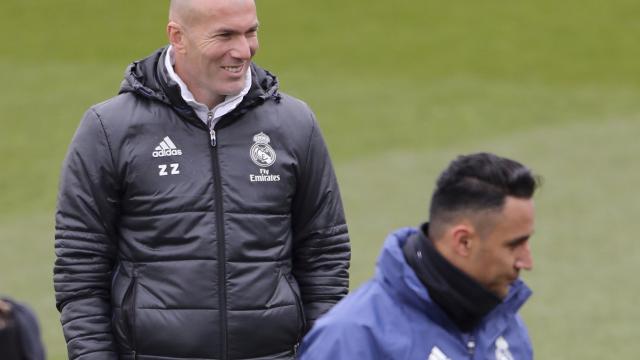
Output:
[208, 113, 227, 359]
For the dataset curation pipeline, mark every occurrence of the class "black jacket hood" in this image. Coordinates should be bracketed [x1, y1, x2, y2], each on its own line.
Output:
[119, 46, 281, 124]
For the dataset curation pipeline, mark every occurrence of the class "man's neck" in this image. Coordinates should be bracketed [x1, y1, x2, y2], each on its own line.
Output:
[173, 62, 224, 109]
[403, 223, 502, 332]
[164, 46, 253, 127]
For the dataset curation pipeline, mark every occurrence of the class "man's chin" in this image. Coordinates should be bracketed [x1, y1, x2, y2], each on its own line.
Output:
[217, 82, 246, 97]
[492, 285, 511, 299]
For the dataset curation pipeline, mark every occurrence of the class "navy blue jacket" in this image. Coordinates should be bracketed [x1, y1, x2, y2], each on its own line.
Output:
[299, 227, 533, 360]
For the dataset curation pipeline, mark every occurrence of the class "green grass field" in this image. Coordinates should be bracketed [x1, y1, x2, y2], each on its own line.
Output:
[1, 0, 639, 358]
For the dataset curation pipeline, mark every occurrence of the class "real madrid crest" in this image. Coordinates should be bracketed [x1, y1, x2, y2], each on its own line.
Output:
[250, 132, 276, 167]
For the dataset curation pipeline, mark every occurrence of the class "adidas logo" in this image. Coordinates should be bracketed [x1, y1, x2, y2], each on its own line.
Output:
[152, 136, 183, 158]
[427, 347, 451, 360]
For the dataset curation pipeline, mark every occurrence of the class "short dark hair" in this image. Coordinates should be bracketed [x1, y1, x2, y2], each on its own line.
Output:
[429, 152, 539, 238]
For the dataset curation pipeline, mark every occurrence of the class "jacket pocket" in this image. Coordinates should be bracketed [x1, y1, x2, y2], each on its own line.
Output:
[121, 274, 138, 355]
[283, 273, 307, 341]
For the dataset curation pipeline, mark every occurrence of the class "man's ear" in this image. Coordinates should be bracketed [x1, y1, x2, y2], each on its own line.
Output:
[450, 224, 475, 257]
[167, 21, 186, 53]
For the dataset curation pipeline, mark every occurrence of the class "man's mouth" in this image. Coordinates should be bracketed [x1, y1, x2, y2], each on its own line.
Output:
[222, 65, 244, 74]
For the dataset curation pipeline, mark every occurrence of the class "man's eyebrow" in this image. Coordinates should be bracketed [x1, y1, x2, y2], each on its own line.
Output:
[506, 234, 532, 247]
[215, 23, 259, 34]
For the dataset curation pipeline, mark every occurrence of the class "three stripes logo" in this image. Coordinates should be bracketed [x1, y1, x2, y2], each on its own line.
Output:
[152, 136, 183, 158]
[427, 347, 451, 360]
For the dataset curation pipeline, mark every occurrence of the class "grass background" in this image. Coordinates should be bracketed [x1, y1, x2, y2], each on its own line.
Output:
[1, 0, 639, 358]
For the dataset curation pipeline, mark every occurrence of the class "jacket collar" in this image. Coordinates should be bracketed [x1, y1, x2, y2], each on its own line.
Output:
[118, 46, 281, 127]
[403, 224, 502, 332]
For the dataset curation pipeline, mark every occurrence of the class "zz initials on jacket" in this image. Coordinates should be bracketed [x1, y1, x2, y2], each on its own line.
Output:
[158, 163, 180, 176]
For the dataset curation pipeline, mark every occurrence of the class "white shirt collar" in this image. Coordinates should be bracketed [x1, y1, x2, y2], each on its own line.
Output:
[164, 45, 252, 126]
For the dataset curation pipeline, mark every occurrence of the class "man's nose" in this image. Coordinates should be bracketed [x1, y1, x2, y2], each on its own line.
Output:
[231, 36, 254, 60]
[515, 242, 533, 271]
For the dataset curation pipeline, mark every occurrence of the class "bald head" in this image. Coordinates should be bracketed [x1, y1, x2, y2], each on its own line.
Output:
[169, 0, 256, 26]
[169, 0, 197, 26]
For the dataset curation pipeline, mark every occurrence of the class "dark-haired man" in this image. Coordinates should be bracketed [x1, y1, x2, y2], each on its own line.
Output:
[0, 298, 46, 360]
[299, 152, 538, 360]
[54, 0, 349, 359]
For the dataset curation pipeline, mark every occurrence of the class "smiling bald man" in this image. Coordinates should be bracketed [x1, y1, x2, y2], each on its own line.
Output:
[54, 1, 350, 359]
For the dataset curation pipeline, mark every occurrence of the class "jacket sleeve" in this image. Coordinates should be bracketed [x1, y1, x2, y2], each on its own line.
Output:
[291, 115, 350, 329]
[54, 108, 120, 360]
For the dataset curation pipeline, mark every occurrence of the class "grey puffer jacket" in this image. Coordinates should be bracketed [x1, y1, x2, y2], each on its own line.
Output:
[54, 47, 350, 360]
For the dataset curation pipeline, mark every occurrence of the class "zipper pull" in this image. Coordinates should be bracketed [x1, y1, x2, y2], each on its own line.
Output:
[467, 336, 476, 356]
[207, 111, 217, 147]
[210, 128, 217, 147]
